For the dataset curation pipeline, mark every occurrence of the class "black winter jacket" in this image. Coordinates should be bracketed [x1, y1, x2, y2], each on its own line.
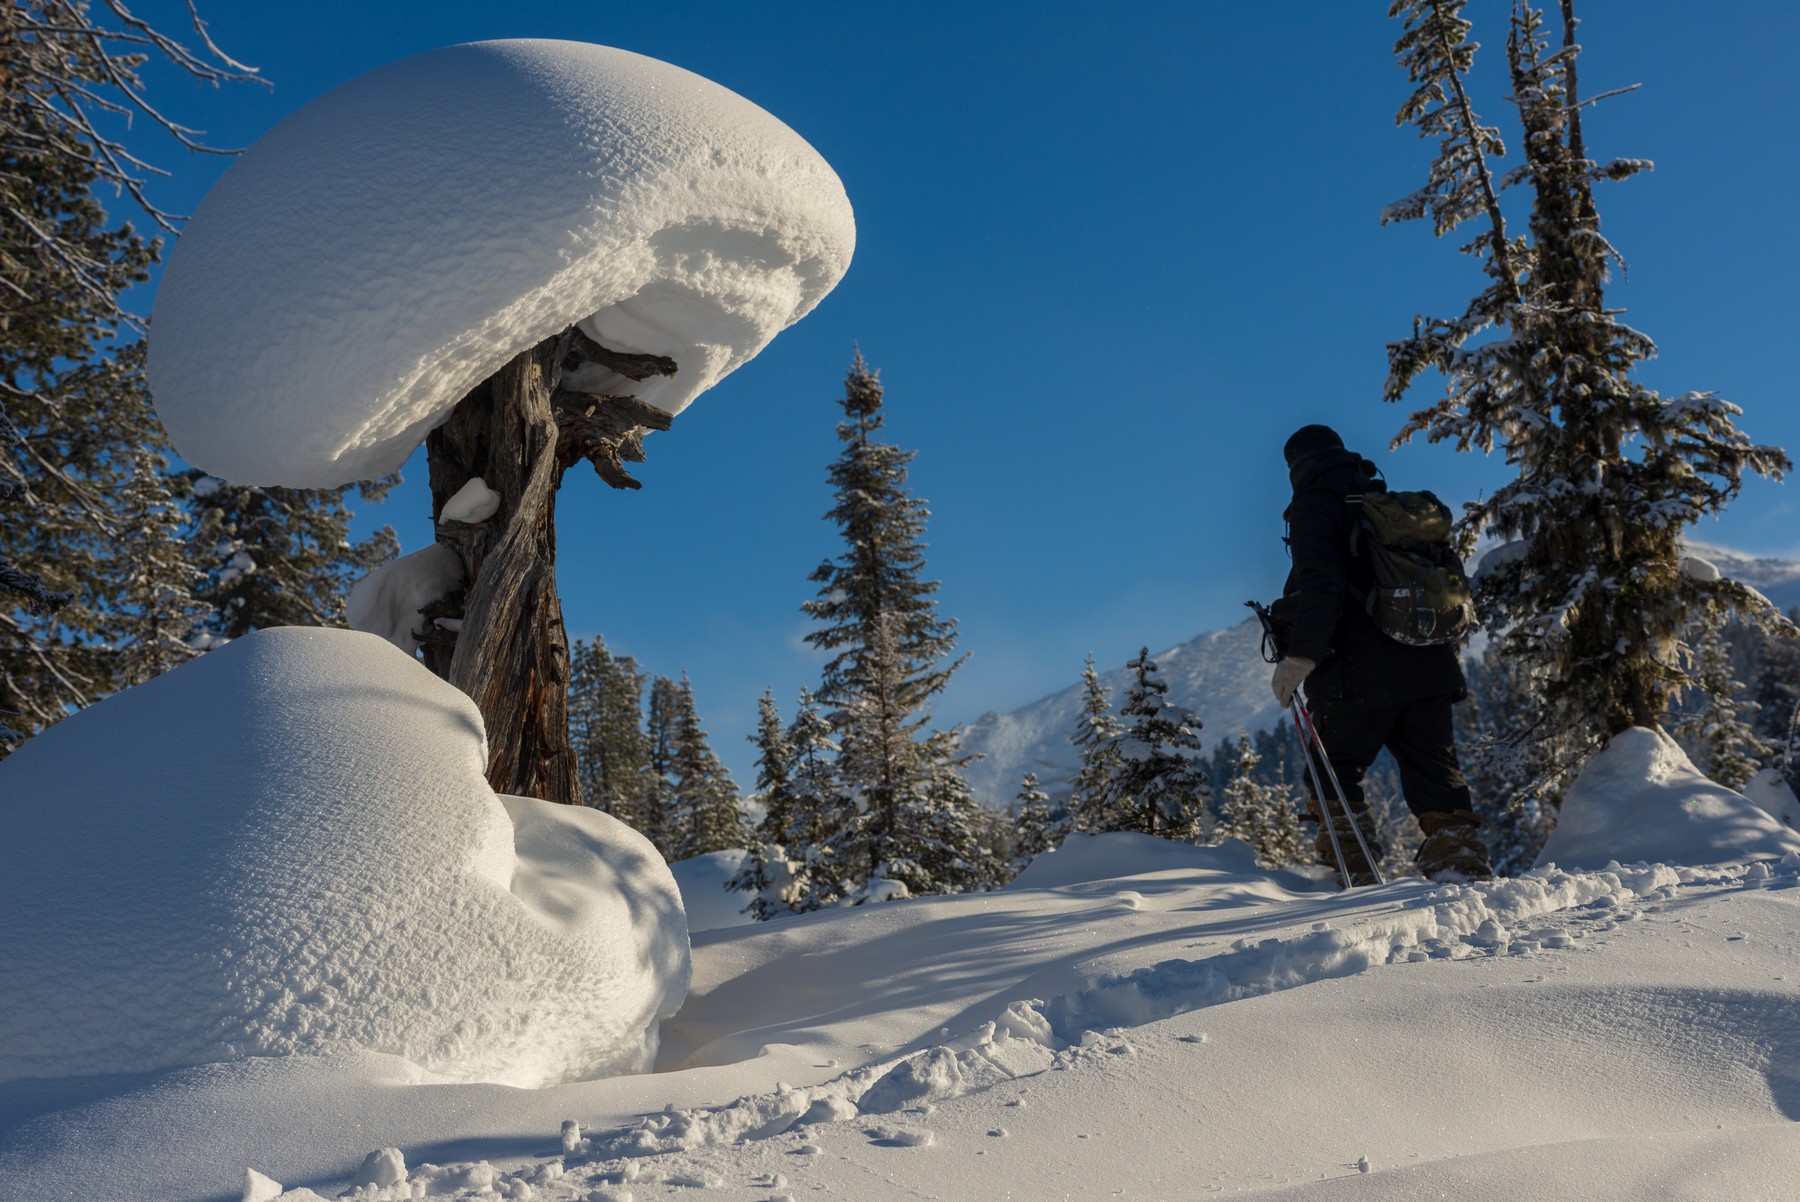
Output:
[1276, 447, 1466, 710]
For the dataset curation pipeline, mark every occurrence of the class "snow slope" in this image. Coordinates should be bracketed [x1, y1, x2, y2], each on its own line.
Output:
[0, 628, 690, 1092]
[5, 824, 1799, 1200]
[1686, 540, 1800, 613]
[958, 619, 1277, 806]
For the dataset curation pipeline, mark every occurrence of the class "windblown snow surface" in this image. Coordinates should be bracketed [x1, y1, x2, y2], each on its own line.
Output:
[148, 40, 855, 487]
[6, 723, 1800, 1199]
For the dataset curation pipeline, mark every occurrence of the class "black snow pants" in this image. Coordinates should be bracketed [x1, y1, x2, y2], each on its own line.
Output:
[1300, 695, 1472, 822]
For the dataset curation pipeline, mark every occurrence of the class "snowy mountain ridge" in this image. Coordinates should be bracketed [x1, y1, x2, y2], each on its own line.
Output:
[958, 542, 1800, 807]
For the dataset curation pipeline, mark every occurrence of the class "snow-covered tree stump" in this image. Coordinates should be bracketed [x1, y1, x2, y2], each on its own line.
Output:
[422, 329, 673, 805]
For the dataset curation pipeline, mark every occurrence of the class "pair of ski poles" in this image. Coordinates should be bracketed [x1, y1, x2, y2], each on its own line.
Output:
[1245, 600, 1384, 889]
[1291, 691, 1386, 889]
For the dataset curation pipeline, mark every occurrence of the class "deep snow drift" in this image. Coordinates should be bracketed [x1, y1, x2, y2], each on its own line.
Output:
[1537, 726, 1800, 871]
[0, 628, 689, 1090]
[5, 830, 1799, 1201]
[6, 691, 1800, 1199]
[148, 40, 856, 487]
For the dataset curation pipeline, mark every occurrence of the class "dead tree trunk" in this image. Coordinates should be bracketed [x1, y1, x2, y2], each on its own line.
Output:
[422, 328, 674, 804]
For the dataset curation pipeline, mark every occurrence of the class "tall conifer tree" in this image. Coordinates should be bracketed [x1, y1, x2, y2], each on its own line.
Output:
[667, 672, 744, 860]
[1086, 648, 1212, 842]
[1674, 622, 1770, 790]
[640, 675, 682, 857]
[186, 474, 399, 639]
[1011, 771, 1055, 876]
[1069, 653, 1123, 831]
[568, 637, 652, 828]
[113, 450, 205, 688]
[802, 353, 989, 896]
[1383, 0, 1791, 772]
[1218, 735, 1308, 868]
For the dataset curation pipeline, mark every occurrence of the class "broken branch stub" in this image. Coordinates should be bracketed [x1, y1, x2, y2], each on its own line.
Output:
[564, 326, 679, 382]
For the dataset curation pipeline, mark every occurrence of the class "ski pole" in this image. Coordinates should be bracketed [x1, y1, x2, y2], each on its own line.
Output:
[1291, 703, 1354, 888]
[1294, 696, 1386, 886]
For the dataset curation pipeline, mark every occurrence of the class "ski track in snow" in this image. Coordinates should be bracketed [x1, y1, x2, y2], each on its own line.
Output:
[294, 855, 1800, 1201]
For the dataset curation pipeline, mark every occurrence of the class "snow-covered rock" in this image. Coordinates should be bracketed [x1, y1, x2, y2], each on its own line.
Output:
[1534, 727, 1800, 871]
[148, 40, 855, 487]
[1744, 766, 1800, 829]
[0, 627, 690, 1089]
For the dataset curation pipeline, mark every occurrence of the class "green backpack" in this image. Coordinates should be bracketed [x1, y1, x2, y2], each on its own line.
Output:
[1346, 490, 1477, 647]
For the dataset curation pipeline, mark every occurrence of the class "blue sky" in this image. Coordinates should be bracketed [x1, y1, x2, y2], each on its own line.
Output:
[131, 1, 1799, 783]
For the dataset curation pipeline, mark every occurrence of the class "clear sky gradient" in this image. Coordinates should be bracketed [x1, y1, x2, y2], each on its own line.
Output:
[127, 1, 1799, 784]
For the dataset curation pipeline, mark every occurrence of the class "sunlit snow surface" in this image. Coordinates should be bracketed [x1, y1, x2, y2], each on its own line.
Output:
[5, 822, 1800, 1200]
[0, 628, 690, 1095]
[148, 40, 855, 487]
[1539, 727, 1800, 871]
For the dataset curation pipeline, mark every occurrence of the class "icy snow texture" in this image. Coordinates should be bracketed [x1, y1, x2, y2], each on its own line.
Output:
[0, 627, 690, 1089]
[148, 40, 855, 487]
[345, 543, 463, 652]
[1535, 726, 1800, 871]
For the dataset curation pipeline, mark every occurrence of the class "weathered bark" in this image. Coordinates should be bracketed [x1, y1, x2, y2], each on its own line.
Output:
[423, 327, 675, 804]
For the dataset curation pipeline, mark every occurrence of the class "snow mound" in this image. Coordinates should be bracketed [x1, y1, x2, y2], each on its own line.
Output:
[1744, 766, 1800, 829]
[345, 542, 464, 652]
[148, 40, 856, 487]
[1534, 727, 1800, 872]
[669, 849, 756, 932]
[0, 627, 690, 1089]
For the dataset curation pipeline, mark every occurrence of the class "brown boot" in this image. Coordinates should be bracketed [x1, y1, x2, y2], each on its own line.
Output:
[1415, 810, 1492, 882]
[1313, 815, 1384, 888]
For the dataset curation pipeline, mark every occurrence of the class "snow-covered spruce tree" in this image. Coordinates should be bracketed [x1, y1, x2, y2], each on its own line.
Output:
[666, 673, 744, 860]
[184, 474, 399, 640]
[1218, 734, 1308, 869]
[3, 3, 252, 745]
[567, 636, 652, 828]
[803, 353, 993, 897]
[2, 351, 145, 750]
[1750, 612, 1800, 790]
[1086, 648, 1212, 842]
[112, 452, 206, 689]
[1456, 643, 1560, 874]
[1383, 0, 1791, 768]
[730, 690, 798, 920]
[638, 675, 682, 857]
[1068, 653, 1124, 832]
[1674, 621, 1770, 791]
[779, 688, 853, 912]
[1010, 771, 1056, 877]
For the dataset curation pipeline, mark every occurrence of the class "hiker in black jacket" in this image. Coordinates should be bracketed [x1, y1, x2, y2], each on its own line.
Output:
[1271, 424, 1491, 883]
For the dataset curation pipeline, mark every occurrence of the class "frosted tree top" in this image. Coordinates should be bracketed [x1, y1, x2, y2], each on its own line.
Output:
[149, 40, 856, 487]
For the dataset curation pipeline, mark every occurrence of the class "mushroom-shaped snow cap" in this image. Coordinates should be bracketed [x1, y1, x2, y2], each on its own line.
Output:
[149, 40, 855, 488]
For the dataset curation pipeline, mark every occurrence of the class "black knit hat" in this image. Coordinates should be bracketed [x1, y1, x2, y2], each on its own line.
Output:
[1283, 423, 1344, 468]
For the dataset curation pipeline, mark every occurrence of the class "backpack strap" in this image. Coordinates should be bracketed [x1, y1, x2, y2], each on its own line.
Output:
[1344, 494, 1366, 558]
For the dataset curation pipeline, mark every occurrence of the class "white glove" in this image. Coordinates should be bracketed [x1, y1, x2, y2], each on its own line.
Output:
[1270, 656, 1317, 709]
